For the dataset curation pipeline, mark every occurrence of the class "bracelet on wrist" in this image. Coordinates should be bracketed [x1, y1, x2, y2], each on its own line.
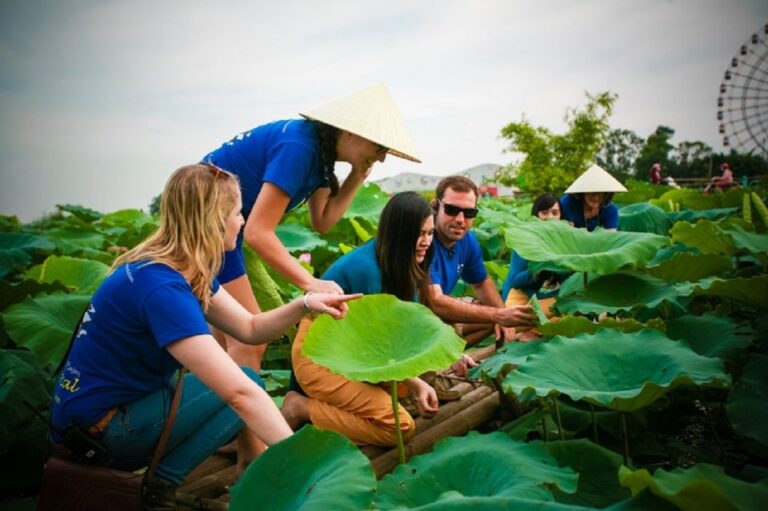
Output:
[303, 292, 314, 313]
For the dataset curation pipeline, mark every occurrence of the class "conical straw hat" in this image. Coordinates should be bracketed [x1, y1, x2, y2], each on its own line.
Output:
[300, 83, 421, 163]
[565, 164, 627, 193]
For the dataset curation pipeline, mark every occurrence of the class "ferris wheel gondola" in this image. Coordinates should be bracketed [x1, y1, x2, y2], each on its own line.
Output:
[716, 23, 768, 158]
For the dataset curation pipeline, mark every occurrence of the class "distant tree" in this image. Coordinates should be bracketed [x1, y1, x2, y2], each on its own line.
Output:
[498, 91, 617, 196]
[635, 126, 675, 177]
[672, 141, 713, 178]
[596, 128, 644, 180]
[149, 194, 161, 216]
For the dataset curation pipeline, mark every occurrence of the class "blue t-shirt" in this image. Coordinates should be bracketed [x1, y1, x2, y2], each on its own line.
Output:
[501, 251, 562, 300]
[322, 240, 382, 294]
[430, 233, 488, 294]
[203, 119, 330, 282]
[560, 194, 619, 231]
[50, 261, 218, 440]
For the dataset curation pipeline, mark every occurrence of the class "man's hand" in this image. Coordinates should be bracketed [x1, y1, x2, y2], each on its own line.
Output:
[495, 305, 536, 328]
[494, 324, 516, 343]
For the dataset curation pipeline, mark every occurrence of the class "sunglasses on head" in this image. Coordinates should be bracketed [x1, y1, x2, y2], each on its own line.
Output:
[440, 201, 478, 219]
[202, 162, 231, 179]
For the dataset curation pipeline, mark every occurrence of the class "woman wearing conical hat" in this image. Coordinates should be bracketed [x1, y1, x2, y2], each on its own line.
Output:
[559, 164, 627, 232]
[201, 83, 419, 371]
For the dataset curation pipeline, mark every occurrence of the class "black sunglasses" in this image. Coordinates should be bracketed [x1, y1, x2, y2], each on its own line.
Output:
[440, 201, 478, 219]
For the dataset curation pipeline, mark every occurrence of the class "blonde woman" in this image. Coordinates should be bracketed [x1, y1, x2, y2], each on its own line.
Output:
[50, 163, 358, 510]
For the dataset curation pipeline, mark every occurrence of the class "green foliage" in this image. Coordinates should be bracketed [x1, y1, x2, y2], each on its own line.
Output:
[501, 329, 731, 411]
[229, 426, 376, 510]
[596, 128, 644, 180]
[618, 202, 671, 235]
[25, 255, 109, 294]
[634, 126, 675, 176]
[499, 91, 617, 196]
[303, 294, 465, 383]
[726, 353, 768, 448]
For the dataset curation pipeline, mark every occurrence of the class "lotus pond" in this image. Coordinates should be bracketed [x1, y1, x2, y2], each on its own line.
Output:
[1, 182, 767, 510]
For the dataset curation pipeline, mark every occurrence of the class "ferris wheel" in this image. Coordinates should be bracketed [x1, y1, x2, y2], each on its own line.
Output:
[717, 22, 768, 158]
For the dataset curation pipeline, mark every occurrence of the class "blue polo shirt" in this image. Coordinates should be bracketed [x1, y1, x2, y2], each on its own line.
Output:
[560, 194, 619, 231]
[430, 232, 487, 294]
[322, 240, 382, 294]
[51, 261, 217, 440]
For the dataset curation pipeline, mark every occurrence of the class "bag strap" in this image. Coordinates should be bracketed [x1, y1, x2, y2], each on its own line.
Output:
[146, 367, 187, 479]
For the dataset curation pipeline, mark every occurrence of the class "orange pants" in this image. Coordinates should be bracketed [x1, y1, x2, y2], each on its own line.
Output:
[291, 317, 416, 447]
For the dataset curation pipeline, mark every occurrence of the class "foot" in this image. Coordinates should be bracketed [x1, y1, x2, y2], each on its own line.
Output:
[281, 391, 310, 430]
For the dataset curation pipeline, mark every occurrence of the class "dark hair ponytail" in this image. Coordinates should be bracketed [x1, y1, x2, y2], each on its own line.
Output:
[313, 121, 340, 197]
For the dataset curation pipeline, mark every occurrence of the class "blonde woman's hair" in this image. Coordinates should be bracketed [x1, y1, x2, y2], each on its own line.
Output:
[112, 163, 240, 311]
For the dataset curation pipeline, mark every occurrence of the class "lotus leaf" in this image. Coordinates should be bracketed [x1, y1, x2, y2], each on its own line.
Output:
[348, 217, 373, 243]
[540, 315, 665, 338]
[42, 227, 106, 254]
[275, 223, 327, 253]
[618, 202, 671, 235]
[56, 203, 103, 223]
[554, 273, 686, 316]
[646, 242, 698, 266]
[502, 329, 730, 411]
[721, 223, 768, 256]
[243, 245, 285, 312]
[668, 207, 740, 223]
[618, 463, 768, 511]
[529, 295, 550, 325]
[302, 294, 465, 383]
[666, 313, 752, 363]
[25, 255, 109, 294]
[98, 208, 154, 227]
[229, 426, 376, 511]
[645, 252, 733, 283]
[0, 279, 68, 312]
[545, 439, 631, 507]
[504, 219, 667, 276]
[690, 274, 768, 309]
[2, 293, 92, 369]
[0, 232, 56, 277]
[374, 432, 578, 509]
[670, 220, 737, 256]
[344, 182, 389, 223]
[379, 495, 601, 510]
[470, 341, 546, 380]
[726, 353, 768, 448]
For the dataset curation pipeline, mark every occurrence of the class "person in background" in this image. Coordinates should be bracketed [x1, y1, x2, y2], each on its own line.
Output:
[428, 176, 535, 346]
[560, 164, 627, 232]
[705, 162, 734, 193]
[200, 84, 419, 388]
[283, 192, 440, 446]
[49, 164, 358, 510]
[502, 193, 569, 339]
[649, 162, 662, 185]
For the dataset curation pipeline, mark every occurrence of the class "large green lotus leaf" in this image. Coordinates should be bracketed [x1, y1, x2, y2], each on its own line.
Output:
[42, 227, 106, 254]
[56, 203, 103, 223]
[344, 182, 389, 223]
[0, 279, 68, 312]
[618, 202, 672, 235]
[470, 341, 546, 380]
[502, 329, 730, 412]
[382, 496, 602, 511]
[726, 353, 768, 448]
[720, 223, 768, 256]
[98, 208, 154, 227]
[2, 294, 91, 370]
[544, 439, 631, 508]
[666, 313, 753, 363]
[348, 217, 373, 243]
[554, 273, 685, 316]
[670, 220, 737, 256]
[618, 463, 768, 511]
[690, 275, 768, 309]
[303, 294, 465, 383]
[25, 255, 108, 294]
[275, 223, 327, 253]
[668, 207, 740, 223]
[229, 426, 375, 511]
[0, 232, 56, 277]
[645, 252, 733, 283]
[504, 219, 668, 276]
[374, 432, 578, 509]
[650, 187, 744, 210]
[540, 315, 665, 338]
[243, 245, 285, 312]
[646, 242, 698, 266]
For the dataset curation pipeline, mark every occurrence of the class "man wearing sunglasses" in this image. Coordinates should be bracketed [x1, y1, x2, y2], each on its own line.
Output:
[429, 176, 535, 346]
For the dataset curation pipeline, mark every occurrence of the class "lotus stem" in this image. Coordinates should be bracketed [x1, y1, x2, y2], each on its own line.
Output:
[583, 272, 589, 288]
[551, 396, 565, 441]
[390, 380, 406, 465]
[539, 397, 550, 441]
[621, 412, 630, 466]
[590, 403, 599, 443]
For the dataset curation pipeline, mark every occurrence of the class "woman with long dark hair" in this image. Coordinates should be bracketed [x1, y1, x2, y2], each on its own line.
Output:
[282, 192, 439, 446]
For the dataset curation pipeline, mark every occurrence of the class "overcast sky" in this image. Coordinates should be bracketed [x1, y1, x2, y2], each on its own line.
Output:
[1, 0, 766, 222]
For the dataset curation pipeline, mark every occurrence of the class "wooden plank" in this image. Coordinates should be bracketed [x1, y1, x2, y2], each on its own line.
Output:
[179, 464, 237, 499]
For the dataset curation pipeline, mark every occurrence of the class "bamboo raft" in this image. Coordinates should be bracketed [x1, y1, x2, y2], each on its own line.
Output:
[176, 344, 502, 510]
